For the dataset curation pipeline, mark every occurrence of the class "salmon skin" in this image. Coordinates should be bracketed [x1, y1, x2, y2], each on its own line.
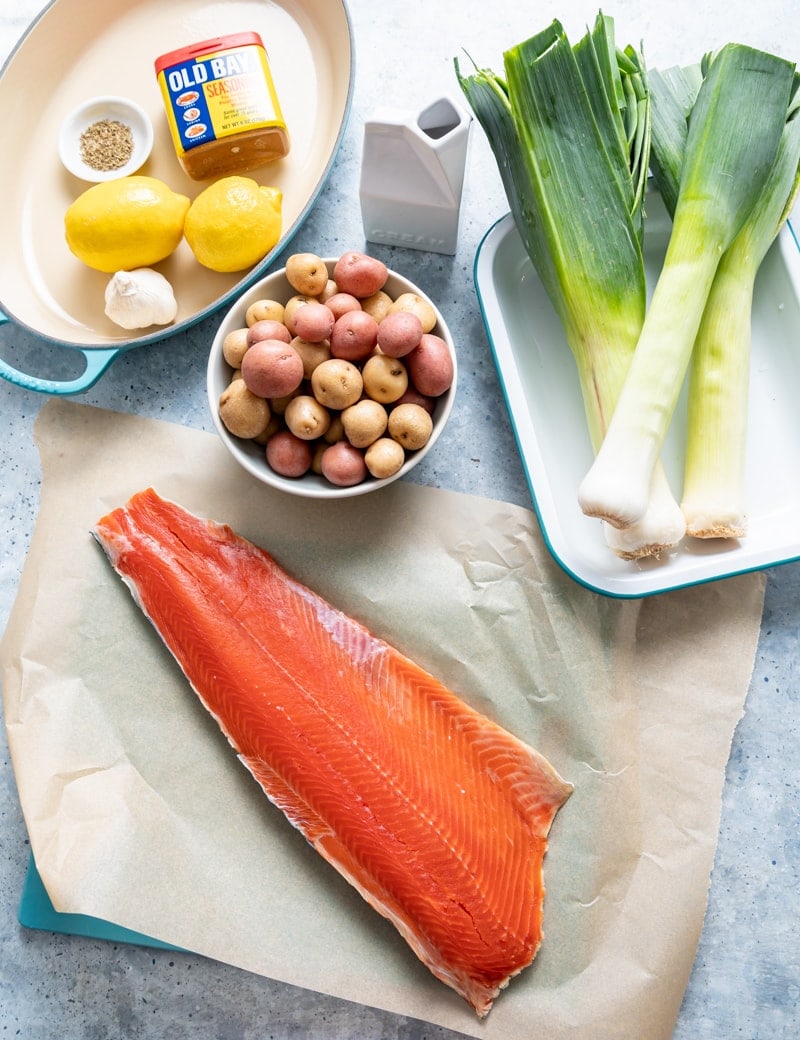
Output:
[93, 488, 572, 1017]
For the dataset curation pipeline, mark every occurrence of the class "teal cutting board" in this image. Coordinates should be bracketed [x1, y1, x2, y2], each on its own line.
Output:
[19, 853, 181, 951]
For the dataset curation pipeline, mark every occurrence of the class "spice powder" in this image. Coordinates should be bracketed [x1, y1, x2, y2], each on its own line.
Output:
[80, 119, 134, 172]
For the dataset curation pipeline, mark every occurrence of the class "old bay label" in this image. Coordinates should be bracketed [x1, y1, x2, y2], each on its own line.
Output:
[155, 32, 290, 179]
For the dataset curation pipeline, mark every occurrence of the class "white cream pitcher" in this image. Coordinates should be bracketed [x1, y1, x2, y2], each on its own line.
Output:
[359, 96, 472, 255]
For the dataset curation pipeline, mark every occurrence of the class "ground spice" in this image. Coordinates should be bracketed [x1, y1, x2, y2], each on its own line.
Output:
[79, 119, 134, 172]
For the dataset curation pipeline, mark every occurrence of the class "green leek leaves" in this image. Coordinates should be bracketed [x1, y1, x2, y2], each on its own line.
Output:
[458, 14, 686, 557]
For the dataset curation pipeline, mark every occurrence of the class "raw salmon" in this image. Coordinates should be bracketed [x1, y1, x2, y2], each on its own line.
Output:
[93, 488, 572, 1016]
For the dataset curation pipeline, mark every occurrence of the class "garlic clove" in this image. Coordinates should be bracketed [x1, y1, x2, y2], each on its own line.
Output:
[104, 268, 178, 330]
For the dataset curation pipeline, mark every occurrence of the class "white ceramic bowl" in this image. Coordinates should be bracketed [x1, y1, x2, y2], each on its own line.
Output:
[207, 259, 457, 499]
[58, 95, 154, 182]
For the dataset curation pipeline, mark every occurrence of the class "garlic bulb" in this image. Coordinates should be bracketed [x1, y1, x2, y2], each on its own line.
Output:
[104, 268, 178, 330]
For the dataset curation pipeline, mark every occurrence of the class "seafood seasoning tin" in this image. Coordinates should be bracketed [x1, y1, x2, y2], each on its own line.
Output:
[155, 32, 290, 181]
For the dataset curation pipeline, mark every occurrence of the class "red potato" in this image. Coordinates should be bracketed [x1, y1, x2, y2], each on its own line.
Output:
[392, 386, 436, 413]
[333, 251, 388, 298]
[406, 333, 454, 397]
[330, 309, 379, 362]
[247, 319, 292, 346]
[241, 340, 304, 399]
[291, 300, 336, 343]
[283, 294, 315, 336]
[320, 440, 368, 487]
[325, 292, 362, 320]
[265, 429, 314, 477]
[376, 310, 423, 358]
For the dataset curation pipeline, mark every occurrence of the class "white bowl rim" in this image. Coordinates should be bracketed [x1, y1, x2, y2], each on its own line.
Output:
[58, 94, 154, 183]
[207, 259, 457, 500]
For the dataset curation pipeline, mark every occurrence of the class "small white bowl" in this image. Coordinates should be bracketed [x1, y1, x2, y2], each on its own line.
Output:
[207, 260, 457, 499]
[59, 95, 154, 182]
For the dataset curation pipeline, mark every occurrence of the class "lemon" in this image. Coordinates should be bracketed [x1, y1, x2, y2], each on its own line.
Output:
[64, 176, 190, 273]
[183, 177, 283, 273]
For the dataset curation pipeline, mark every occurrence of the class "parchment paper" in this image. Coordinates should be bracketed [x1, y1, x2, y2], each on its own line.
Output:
[2, 399, 766, 1039]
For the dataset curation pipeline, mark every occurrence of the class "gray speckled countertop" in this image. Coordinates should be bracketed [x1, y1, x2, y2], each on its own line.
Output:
[2, 1, 799, 1037]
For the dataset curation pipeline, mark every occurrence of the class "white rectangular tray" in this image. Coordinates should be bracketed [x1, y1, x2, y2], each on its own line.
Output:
[474, 195, 800, 598]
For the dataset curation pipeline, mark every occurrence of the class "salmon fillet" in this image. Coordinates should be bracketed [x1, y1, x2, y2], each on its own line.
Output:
[93, 488, 572, 1017]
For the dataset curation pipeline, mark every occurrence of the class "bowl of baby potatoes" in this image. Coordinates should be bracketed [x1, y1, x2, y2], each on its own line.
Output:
[207, 249, 457, 498]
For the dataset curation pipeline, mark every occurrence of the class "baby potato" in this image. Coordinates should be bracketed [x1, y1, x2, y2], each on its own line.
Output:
[324, 413, 346, 444]
[218, 379, 271, 439]
[285, 253, 329, 297]
[406, 332, 454, 397]
[365, 437, 406, 479]
[341, 398, 388, 448]
[330, 309, 379, 362]
[387, 402, 433, 451]
[318, 278, 339, 303]
[362, 353, 408, 404]
[388, 292, 437, 333]
[247, 318, 292, 346]
[269, 389, 301, 415]
[361, 289, 393, 323]
[393, 386, 436, 413]
[246, 298, 285, 326]
[376, 310, 423, 358]
[310, 358, 363, 410]
[325, 292, 362, 320]
[241, 340, 304, 399]
[320, 440, 368, 487]
[311, 440, 329, 474]
[222, 326, 250, 368]
[266, 429, 314, 477]
[283, 294, 316, 336]
[252, 412, 283, 445]
[291, 336, 331, 379]
[291, 300, 336, 343]
[284, 394, 331, 440]
[333, 251, 388, 299]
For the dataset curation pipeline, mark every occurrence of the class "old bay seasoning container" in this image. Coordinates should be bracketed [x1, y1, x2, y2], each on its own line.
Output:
[155, 32, 290, 180]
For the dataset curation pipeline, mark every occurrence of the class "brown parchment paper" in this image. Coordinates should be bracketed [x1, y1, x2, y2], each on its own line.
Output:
[2, 399, 766, 1039]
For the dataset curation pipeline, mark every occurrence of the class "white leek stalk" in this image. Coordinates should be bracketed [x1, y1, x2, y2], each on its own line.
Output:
[578, 44, 796, 530]
[457, 13, 685, 558]
[680, 84, 800, 537]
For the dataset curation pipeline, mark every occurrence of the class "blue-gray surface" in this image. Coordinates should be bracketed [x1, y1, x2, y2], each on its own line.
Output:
[1, 1, 798, 1037]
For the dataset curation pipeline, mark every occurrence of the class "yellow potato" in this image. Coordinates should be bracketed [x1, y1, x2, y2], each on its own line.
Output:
[341, 398, 388, 448]
[285, 253, 329, 296]
[310, 358, 363, 410]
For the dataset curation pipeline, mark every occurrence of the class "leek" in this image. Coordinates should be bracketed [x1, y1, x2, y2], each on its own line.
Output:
[578, 43, 797, 529]
[456, 13, 686, 559]
[651, 65, 800, 538]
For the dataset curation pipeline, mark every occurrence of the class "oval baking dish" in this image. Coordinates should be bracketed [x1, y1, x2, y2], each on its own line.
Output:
[0, 0, 354, 395]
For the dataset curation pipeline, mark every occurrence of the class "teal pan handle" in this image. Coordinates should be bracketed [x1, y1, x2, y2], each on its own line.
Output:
[0, 315, 122, 395]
